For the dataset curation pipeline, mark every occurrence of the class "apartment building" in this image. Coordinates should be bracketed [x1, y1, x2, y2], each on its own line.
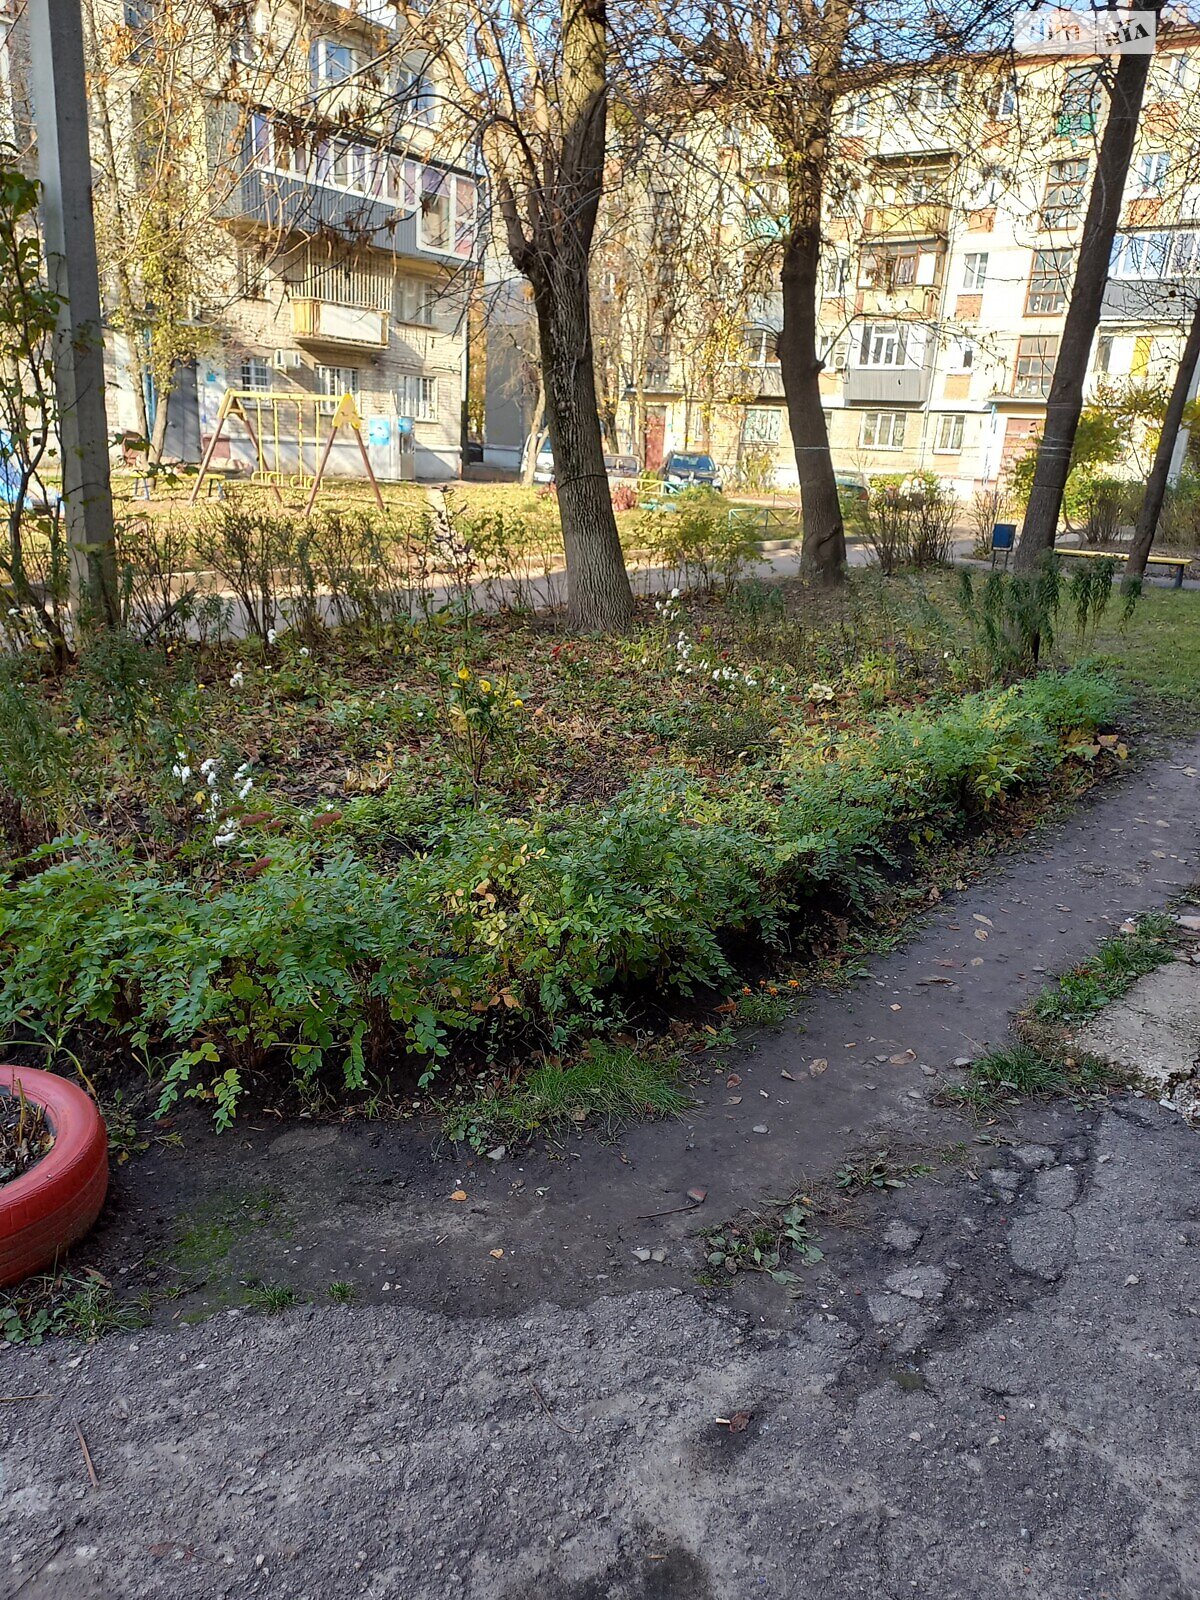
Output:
[613, 34, 1200, 495]
[16, 0, 477, 481]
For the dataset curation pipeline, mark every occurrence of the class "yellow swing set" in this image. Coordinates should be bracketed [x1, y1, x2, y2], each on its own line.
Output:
[189, 389, 385, 514]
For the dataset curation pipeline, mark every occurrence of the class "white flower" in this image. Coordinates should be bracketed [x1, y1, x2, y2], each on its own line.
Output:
[237, 778, 253, 800]
[670, 587, 681, 599]
[200, 757, 220, 777]
[300, 647, 310, 659]
[214, 825, 238, 847]
[267, 628, 277, 646]
[171, 762, 192, 783]
[229, 664, 244, 688]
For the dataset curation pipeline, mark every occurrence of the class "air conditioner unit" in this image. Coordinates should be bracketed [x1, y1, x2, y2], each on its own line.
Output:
[272, 348, 302, 370]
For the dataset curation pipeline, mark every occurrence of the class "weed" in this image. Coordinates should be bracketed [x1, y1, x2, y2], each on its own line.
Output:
[834, 1151, 935, 1193]
[703, 1201, 823, 1291]
[442, 1040, 690, 1152]
[328, 1281, 357, 1304]
[1032, 914, 1176, 1026]
[242, 1284, 298, 1315]
[0, 1273, 149, 1345]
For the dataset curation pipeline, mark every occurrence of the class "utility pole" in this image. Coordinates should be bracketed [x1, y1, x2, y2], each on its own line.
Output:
[29, 0, 119, 628]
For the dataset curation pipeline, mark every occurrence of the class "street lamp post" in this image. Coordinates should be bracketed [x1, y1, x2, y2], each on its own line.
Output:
[29, 0, 119, 628]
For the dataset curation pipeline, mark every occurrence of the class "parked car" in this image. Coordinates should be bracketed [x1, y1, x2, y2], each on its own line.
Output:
[604, 453, 640, 483]
[660, 451, 723, 492]
[834, 470, 870, 511]
[531, 443, 555, 484]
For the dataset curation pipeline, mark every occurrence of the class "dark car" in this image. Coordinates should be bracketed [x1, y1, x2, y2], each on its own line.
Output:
[660, 451, 723, 493]
[834, 470, 870, 510]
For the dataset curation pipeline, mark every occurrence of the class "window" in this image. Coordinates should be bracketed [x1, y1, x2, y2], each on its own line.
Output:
[860, 411, 907, 449]
[743, 407, 782, 445]
[1094, 333, 1114, 374]
[1108, 230, 1200, 278]
[316, 364, 360, 398]
[1159, 52, 1196, 98]
[419, 170, 451, 251]
[963, 252, 988, 291]
[857, 323, 911, 368]
[1133, 151, 1170, 196]
[311, 38, 358, 87]
[950, 339, 976, 373]
[1026, 248, 1072, 315]
[236, 247, 265, 300]
[900, 75, 959, 114]
[240, 357, 272, 393]
[397, 373, 437, 422]
[986, 76, 1018, 119]
[934, 414, 965, 453]
[742, 327, 776, 365]
[1014, 335, 1058, 397]
[823, 254, 851, 295]
[1060, 66, 1099, 126]
[841, 92, 871, 132]
[398, 277, 437, 326]
[1042, 158, 1088, 228]
[453, 175, 477, 259]
[392, 59, 438, 125]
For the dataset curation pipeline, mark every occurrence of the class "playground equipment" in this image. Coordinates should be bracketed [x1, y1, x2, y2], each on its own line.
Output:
[189, 389, 386, 513]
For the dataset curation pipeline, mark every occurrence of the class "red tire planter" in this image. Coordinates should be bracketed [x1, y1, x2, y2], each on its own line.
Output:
[0, 1065, 108, 1289]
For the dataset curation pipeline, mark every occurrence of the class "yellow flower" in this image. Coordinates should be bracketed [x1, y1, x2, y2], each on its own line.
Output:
[512, 697, 523, 708]
[478, 679, 492, 694]
[456, 666, 470, 682]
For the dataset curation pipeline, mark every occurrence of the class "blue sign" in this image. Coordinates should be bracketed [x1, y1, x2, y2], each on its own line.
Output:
[991, 522, 1016, 551]
[367, 417, 391, 447]
[396, 416, 414, 437]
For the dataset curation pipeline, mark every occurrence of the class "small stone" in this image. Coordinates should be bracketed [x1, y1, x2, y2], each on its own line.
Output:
[885, 1265, 947, 1302]
[752, 1124, 769, 1135]
[883, 1219, 923, 1253]
[1013, 1144, 1054, 1170]
[632, 1248, 652, 1263]
[953, 1056, 973, 1068]
[1124, 1274, 1140, 1287]
[1009, 1213, 1075, 1280]
[486, 1145, 506, 1162]
[921, 1065, 937, 1077]
[1034, 1165, 1078, 1210]
[650, 1248, 667, 1264]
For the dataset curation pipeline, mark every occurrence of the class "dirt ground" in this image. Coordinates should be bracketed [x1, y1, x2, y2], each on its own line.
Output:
[2, 742, 1199, 1599]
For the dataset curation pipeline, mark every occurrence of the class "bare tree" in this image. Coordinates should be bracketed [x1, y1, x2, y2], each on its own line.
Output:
[644, 0, 1017, 586]
[399, 0, 634, 629]
[1014, 0, 1163, 570]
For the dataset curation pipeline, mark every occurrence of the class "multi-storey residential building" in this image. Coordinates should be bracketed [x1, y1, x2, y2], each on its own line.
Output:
[14, 0, 478, 481]
[579, 33, 1200, 496]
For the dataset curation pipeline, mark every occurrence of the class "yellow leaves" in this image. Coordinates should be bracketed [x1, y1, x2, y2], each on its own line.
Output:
[450, 1189, 468, 1202]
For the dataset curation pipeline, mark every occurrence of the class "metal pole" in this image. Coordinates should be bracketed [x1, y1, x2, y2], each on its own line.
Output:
[29, 0, 119, 628]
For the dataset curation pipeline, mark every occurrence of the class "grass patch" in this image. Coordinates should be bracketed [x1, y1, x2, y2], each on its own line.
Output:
[441, 1039, 690, 1151]
[241, 1284, 298, 1315]
[1031, 913, 1177, 1026]
[941, 1042, 1114, 1113]
[0, 1272, 149, 1346]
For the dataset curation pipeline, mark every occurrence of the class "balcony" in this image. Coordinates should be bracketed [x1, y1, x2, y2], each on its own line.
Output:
[862, 203, 950, 239]
[844, 361, 933, 406]
[858, 285, 940, 319]
[291, 299, 389, 349]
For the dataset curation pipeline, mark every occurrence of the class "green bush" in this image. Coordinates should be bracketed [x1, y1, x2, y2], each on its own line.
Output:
[0, 668, 1123, 1123]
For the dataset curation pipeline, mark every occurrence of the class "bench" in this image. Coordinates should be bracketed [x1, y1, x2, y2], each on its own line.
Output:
[1059, 546, 1190, 589]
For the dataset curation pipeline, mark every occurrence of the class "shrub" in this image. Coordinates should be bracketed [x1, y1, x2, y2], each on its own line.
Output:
[643, 491, 762, 592]
[0, 668, 1123, 1124]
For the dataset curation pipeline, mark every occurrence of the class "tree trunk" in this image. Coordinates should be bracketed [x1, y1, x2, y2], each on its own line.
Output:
[779, 220, 846, 586]
[148, 377, 172, 467]
[520, 368, 547, 486]
[1015, 16, 1158, 571]
[531, 267, 633, 630]
[1126, 296, 1200, 582]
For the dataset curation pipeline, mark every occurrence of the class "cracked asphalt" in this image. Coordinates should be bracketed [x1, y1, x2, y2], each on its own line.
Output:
[3, 1097, 1197, 1599]
[3, 748, 1200, 1598]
